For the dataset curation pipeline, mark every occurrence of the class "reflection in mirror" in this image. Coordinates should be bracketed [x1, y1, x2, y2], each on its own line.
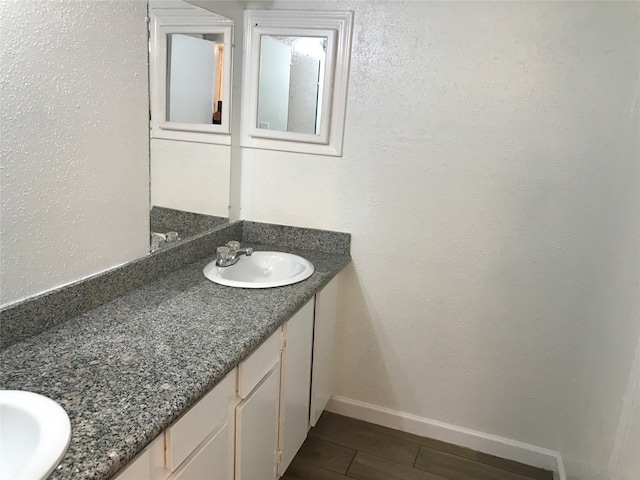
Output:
[149, 3, 232, 138]
[149, 206, 228, 252]
[166, 33, 225, 125]
[257, 36, 326, 135]
[241, 10, 353, 156]
[148, 1, 233, 253]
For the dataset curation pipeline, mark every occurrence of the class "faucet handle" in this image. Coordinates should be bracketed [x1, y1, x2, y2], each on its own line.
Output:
[151, 232, 167, 252]
[226, 240, 241, 252]
[216, 246, 232, 264]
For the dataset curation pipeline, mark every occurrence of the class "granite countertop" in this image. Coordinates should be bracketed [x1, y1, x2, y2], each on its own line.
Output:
[0, 243, 350, 480]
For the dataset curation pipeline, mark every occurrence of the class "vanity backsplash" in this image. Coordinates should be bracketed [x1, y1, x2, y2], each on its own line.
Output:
[150, 206, 228, 239]
[0, 221, 350, 349]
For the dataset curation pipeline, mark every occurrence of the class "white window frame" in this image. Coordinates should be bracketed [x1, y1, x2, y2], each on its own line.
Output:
[149, 6, 233, 145]
[241, 10, 353, 156]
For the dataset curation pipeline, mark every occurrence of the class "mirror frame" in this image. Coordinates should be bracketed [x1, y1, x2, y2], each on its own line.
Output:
[241, 10, 353, 157]
[150, 5, 233, 145]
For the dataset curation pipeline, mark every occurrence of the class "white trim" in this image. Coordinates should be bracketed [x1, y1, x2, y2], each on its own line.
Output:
[245, 26, 336, 146]
[149, 3, 233, 145]
[240, 10, 353, 157]
[326, 395, 565, 479]
[149, 127, 231, 146]
[555, 455, 566, 480]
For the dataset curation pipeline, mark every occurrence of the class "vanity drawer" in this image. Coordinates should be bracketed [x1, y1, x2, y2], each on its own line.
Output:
[165, 369, 236, 472]
[237, 329, 281, 399]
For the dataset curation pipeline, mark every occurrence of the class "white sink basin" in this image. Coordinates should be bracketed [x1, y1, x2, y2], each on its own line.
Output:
[203, 251, 314, 288]
[0, 390, 71, 480]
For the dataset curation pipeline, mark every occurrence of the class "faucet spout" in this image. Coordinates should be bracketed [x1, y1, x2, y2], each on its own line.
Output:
[216, 243, 254, 267]
[235, 247, 254, 258]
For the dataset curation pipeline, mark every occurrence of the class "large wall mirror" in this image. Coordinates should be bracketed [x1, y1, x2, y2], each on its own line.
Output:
[241, 10, 353, 156]
[148, 0, 233, 251]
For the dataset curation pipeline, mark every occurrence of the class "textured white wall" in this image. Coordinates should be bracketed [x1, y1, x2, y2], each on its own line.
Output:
[566, 76, 639, 480]
[238, 1, 640, 477]
[615, 393, 640, 480]
[610, 332, 640, 480]
[150, 139, 231, 216]
[0, 1, 150, 306]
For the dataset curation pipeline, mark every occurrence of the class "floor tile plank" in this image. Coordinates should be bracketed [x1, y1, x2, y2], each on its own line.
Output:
[476, 453, 554, 480]
[282, 457, 351, 480]
[346, 451, 450, 480]
[414, 445, 534, 480]
[310, 412, 421, 466]
[319, 413, 479, 463]
[293, 436, 356, 474]
[285, 412, 554, 480]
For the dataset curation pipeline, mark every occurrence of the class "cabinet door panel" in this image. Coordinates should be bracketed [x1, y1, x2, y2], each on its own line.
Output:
[113, 435, 166, 480]
[278, 300, 315, 475]
[166, 370, 235, 471]
[237, 329, 281, 399]
[236, 365, 280, 480]
[310, 274, 340, 426]
[171, 423, 229, 480]
[115, 449, 151, 480]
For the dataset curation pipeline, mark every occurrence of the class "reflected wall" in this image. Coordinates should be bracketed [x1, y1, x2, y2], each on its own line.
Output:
[0, 0, 149, 307]
[149, 0, 232, 233]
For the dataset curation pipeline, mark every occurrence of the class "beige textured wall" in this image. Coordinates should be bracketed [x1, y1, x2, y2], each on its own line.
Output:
[237, 2, 640, 478]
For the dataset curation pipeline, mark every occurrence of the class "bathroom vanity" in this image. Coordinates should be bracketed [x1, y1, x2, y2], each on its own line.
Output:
[115, 276, 340, 480]
[0, 221, 350, 480]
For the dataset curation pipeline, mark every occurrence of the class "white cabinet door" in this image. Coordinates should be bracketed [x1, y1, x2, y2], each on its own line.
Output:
[237, 330, 281, 399]
[113, 435, 166, 480]
[277, 300, 315, 475]
[310, 274, 340, 427]
[170, 423, 230, 480]
[235, 365, 280, 480]
[114, 449, 152, 480]
[166, 371, 236, 473]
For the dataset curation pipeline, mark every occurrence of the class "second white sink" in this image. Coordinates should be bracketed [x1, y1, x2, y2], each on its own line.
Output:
[203, 251, 314, 288]
[0, 390, 71, 480]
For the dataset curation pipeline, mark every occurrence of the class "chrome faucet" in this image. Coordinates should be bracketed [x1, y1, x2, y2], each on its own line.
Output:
[216, 241, 254, 267]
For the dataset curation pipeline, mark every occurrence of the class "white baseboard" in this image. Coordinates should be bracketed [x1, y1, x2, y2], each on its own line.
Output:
[326, 395, 565, 480]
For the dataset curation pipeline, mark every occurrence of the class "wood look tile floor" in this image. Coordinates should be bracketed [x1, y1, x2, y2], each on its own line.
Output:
[282, 412, 554, 480]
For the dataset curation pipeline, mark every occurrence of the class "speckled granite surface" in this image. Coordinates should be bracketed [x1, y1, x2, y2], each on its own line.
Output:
[150, 206, 228, 237]
[0, 222, 243, 349]
[243, 221, 351, 255]
[0, 223, 350, 480]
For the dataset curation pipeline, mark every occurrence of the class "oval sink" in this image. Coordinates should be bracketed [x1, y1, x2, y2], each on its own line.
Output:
[0, 390, 71, 480]
[203, 251, 314, 288]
